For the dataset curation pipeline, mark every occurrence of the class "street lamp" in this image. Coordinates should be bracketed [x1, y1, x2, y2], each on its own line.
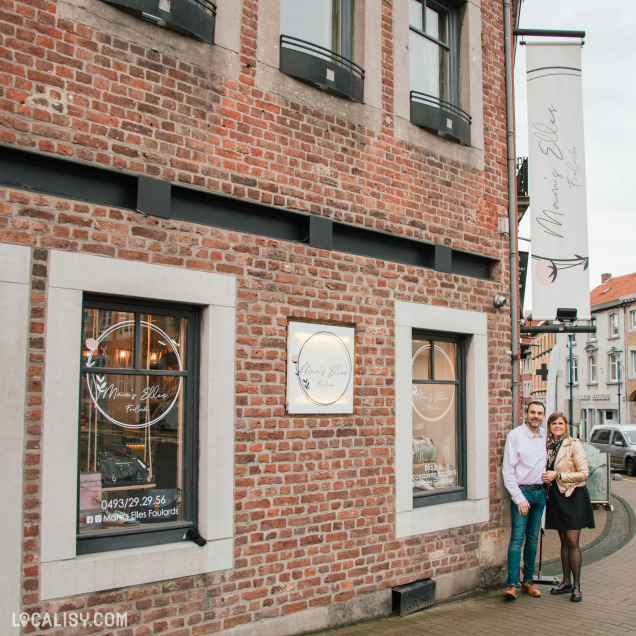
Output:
[611, 347, 623, 423]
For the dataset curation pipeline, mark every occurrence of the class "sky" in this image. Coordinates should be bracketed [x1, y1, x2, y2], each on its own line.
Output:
[514, 0, 636, 308]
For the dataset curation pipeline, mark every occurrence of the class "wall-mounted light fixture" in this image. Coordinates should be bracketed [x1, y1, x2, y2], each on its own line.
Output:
[556, 308, 577, 323]
[493, 295, 507, 309]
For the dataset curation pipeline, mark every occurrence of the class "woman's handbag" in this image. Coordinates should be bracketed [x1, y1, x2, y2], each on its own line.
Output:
[98, 444, 149, 487]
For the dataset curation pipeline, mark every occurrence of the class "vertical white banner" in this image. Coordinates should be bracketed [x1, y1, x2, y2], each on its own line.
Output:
[527, 43, 591, 320]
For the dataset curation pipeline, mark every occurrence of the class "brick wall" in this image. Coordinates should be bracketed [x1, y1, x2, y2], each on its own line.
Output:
[0, 0, 515, 632]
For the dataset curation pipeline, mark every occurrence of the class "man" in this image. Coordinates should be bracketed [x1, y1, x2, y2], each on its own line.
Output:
[502, 401, 547, 600]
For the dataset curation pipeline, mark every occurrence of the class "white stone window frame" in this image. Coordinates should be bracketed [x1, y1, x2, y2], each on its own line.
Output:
[609, 312, 619, 338]
[1, 244, 31, 623]
[394, 0, 485, 167]
[38, 251, 236, 600]
[628, 347, 636, 380]
[256, 0, 383, 130]
[395, 300, 488, 538]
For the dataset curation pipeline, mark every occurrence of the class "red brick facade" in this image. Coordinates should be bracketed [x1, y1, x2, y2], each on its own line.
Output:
[1, 0, 519, 633]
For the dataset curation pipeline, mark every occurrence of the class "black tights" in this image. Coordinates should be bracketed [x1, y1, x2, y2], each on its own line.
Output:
[558, 529, 582, 588]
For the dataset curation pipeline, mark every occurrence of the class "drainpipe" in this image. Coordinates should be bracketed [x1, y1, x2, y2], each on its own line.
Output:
[503, 0, 519, 426]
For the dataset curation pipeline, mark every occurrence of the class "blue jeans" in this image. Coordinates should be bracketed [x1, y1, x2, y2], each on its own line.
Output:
[507, 487, 546, 586]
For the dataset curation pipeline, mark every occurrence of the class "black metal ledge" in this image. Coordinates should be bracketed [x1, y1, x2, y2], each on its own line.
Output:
[279, 35, 364, 103]
[101, 0, 216, 44]
[410, 91, 471, 146]
[0, 145, 495, 281]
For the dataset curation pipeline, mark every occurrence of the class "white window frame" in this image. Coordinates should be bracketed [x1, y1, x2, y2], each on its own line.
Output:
[629, 309, 636, 331]
[609, 312, 619, 338]
[588, 354, 597, 384]
[629, 348, 636, 380]
[393, 0, 484, 163]
[589, 317, 597, 341]
[1, 244, 31, 623]
[566, 357, 579, 386]
[40, 251, 236, 599]
[608, 352, 620, 383]
[395, 301, 488, 538]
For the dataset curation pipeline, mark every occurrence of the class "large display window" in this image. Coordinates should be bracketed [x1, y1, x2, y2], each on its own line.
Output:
[77, 296, 198, 554]
[412, 331, 466, 506]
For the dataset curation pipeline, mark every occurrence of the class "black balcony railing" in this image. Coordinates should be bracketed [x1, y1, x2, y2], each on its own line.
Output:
[102, 0, 216, 44]
[517, 157, 528, 197]
[409, 90, 471, 146]
[279, 35, 365, 103]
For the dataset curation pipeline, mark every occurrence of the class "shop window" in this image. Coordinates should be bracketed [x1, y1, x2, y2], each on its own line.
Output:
[408, 0, 470, 145]
[395, 300, 487, 540]
[40, 251, 235, 600]
[412, 332, 466, 506]
[279, 0, 364, 102]
[78, 297, 198, 554]
[101, 0, 216, 44]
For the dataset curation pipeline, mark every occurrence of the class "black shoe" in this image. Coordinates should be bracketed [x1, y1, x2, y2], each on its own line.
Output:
[550, 582, 573, 595]
[570, 586, 582, 602]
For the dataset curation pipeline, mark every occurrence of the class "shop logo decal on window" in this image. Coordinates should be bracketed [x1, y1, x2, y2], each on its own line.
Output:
[85, 320, 182, 429]
[412, 343, 455, 421]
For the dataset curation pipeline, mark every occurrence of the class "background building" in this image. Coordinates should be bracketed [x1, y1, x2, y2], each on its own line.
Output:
[553, 272, 636, 439]
[1, 0, 522, 633]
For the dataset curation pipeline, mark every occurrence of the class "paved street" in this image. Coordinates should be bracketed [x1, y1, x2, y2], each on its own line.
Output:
[310, 476, 636, 636]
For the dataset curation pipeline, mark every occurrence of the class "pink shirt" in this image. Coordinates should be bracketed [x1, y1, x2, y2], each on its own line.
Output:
[502, 423, 547, 505]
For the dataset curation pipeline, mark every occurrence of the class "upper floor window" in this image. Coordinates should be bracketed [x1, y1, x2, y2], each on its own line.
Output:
[629, 309, 636, 331]
[408, 0, 470, 145]
[608, 351, 620, 383]
[630, 349, 636, 379]
[588, 355, 597, 384]
[279, 0, 364, 102]
[609, 312, 619, 338]
[412, 332, 466, 507]
[566, 357, 579, 385]
[101, 0, 216, 44]
[589, 317, 597, 341]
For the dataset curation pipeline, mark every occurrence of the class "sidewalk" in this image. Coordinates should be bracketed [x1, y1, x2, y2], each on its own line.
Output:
[310, 477, 636, 636]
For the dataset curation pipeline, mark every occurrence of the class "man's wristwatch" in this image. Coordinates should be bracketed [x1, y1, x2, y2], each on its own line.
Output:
[557, 472, 562, 480]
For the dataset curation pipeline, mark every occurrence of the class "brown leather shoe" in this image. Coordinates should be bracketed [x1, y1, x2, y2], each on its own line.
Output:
[503, 586, 517, 600]
[521, 581, 541, 597]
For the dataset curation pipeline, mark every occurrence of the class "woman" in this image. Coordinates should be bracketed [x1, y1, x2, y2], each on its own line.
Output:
[542, 412, 595, 603]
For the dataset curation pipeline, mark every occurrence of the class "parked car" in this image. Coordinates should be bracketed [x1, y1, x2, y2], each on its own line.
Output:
[589, 424, 636, 477]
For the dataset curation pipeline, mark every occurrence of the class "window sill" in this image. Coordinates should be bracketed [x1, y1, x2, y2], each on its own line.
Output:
[42, 538, 232, 599]
[101, 0, 216, 43]
[396, 498, 489, 538]
[279, 35, 364, 103]
[410, 91, 471, 146]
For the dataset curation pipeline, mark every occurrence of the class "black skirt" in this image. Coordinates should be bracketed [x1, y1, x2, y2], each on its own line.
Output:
[545, 484, 595, 531]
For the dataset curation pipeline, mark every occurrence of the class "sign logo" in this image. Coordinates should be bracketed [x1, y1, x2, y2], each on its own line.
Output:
[287, 323, 355, 414]
[85, 320, 182, 429]
[412, 343, 455, 422]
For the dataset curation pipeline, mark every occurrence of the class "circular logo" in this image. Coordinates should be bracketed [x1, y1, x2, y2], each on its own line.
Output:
[85, 320, 182, 429]
[412, 343, 455, 422]
[293, 331, 352, 406]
